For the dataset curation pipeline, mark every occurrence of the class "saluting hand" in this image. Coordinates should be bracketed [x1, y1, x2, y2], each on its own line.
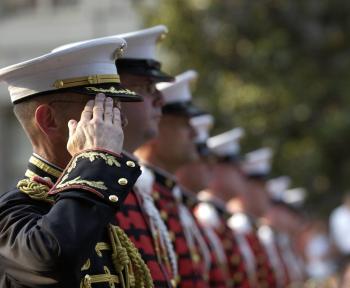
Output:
[67, 93, 124, 156]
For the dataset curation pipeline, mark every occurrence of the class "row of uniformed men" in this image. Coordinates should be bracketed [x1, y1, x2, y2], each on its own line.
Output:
[0, 25, 306, 287]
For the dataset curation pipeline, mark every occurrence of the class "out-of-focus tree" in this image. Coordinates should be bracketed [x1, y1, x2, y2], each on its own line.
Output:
[133, 0, 350, 217]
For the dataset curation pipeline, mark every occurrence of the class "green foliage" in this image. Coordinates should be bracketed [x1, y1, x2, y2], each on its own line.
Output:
[134, 0, 350, 217]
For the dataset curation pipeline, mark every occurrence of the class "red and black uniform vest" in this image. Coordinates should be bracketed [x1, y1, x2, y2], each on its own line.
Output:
[151, 170, 210, 288]
[194, 199, 251, 288]
[115, 188, 175, 287]
[189, 199, 231, 288]
[214, 205, 252, 288]
[245, 223, 278, 288]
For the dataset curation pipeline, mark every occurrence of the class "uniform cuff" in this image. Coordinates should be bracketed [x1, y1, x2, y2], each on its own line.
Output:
[48, 149, 141, 208]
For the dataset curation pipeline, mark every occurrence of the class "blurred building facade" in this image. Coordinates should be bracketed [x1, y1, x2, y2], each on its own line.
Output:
[0, 0, 140, 191]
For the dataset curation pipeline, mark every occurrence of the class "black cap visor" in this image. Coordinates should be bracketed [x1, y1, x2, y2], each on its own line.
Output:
[14, 82, 142, 104]
[196, 142, 212, 157]
[215, 154, 242, 164]
[68, 83, 143, 102]
[246, 173, 268, 180]
[162, 101, 205, 117]
[117, 58, 174, 82]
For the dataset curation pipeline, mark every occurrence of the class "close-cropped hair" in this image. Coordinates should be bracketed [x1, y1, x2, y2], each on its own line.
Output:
[13, 91, 89, 136]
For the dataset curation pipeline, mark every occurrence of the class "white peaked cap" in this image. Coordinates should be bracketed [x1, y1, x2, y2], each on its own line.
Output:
[53, 25, 167, 61]
[156, 70, 198, 104]
[283, 187, 306, 207]
[267, 176, 291, 200]
[207, 128, 245, 157]
[52, 25, 173, 82]
[117, 25, 168, 60]
[190, 114, 214, 143]
[1, 37, 129, 103]
[243, 147, 273, 177]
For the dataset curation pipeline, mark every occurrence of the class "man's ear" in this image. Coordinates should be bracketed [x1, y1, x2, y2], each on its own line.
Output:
[34, 104, 58, 137]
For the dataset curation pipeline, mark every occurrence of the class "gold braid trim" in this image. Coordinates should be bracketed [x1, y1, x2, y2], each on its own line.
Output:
[56, 176, 107, 190]
[81, 259, 91, 271]
[68, 152, 121, 174]
[56, 151, 120, 190]
[82, 266, 120, 288]
[95, 242, 111, 257]
[109, 224, 154, 288]
[17, 178, 54, 204]
[85, 86, 137, 95]
[29, 156, 62, 178]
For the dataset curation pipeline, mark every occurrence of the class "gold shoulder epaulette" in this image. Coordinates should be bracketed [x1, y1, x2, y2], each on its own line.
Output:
[17, 178, 54, 204]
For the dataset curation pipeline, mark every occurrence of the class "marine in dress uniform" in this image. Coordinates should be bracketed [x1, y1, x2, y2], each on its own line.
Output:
[135, 71, 212, 287]
[265, 186, 307, 287]
[0, 38, 151, 287]
[227, 147, 278, 288]
[177, 114, 230, 288]
[53, 26, 178, 287]
[116, 26, 180, 288]
[260, 176, 294, 287]
[191, 128, 252, 288]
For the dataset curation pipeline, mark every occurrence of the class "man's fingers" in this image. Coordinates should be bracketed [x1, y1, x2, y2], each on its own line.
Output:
[68, 119, 77, 138]
[121, 113, 128, 128]
[93, 93, 105, 121]
[113, 107, 121, 125]
[104, 97, 113, 123]
[81, 100, 94, 121]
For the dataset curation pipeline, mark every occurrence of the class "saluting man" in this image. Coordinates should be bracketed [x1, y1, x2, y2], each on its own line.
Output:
[56, 25, 180, 287]
[0, 38, 148, 287]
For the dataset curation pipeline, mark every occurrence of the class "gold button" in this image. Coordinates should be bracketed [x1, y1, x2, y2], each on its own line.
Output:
[160, 210, 168, 220]
[231, 254, 240, 264]
[109, 195, 119, 202]
[126, 160, 135, 167]
[153, 191, 160, 200]
[234, 272, 242, 282]
[192, 252, 200, 263]
[118, 178, 128, 185]
[165, 178, 173, 188]
[168, 231, 175, 241]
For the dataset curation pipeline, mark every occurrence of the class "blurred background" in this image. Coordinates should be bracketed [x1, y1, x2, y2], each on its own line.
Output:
[135, 0, 350, 220]
[2, 0, 350, 218]
[3, 0, 350, 285]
